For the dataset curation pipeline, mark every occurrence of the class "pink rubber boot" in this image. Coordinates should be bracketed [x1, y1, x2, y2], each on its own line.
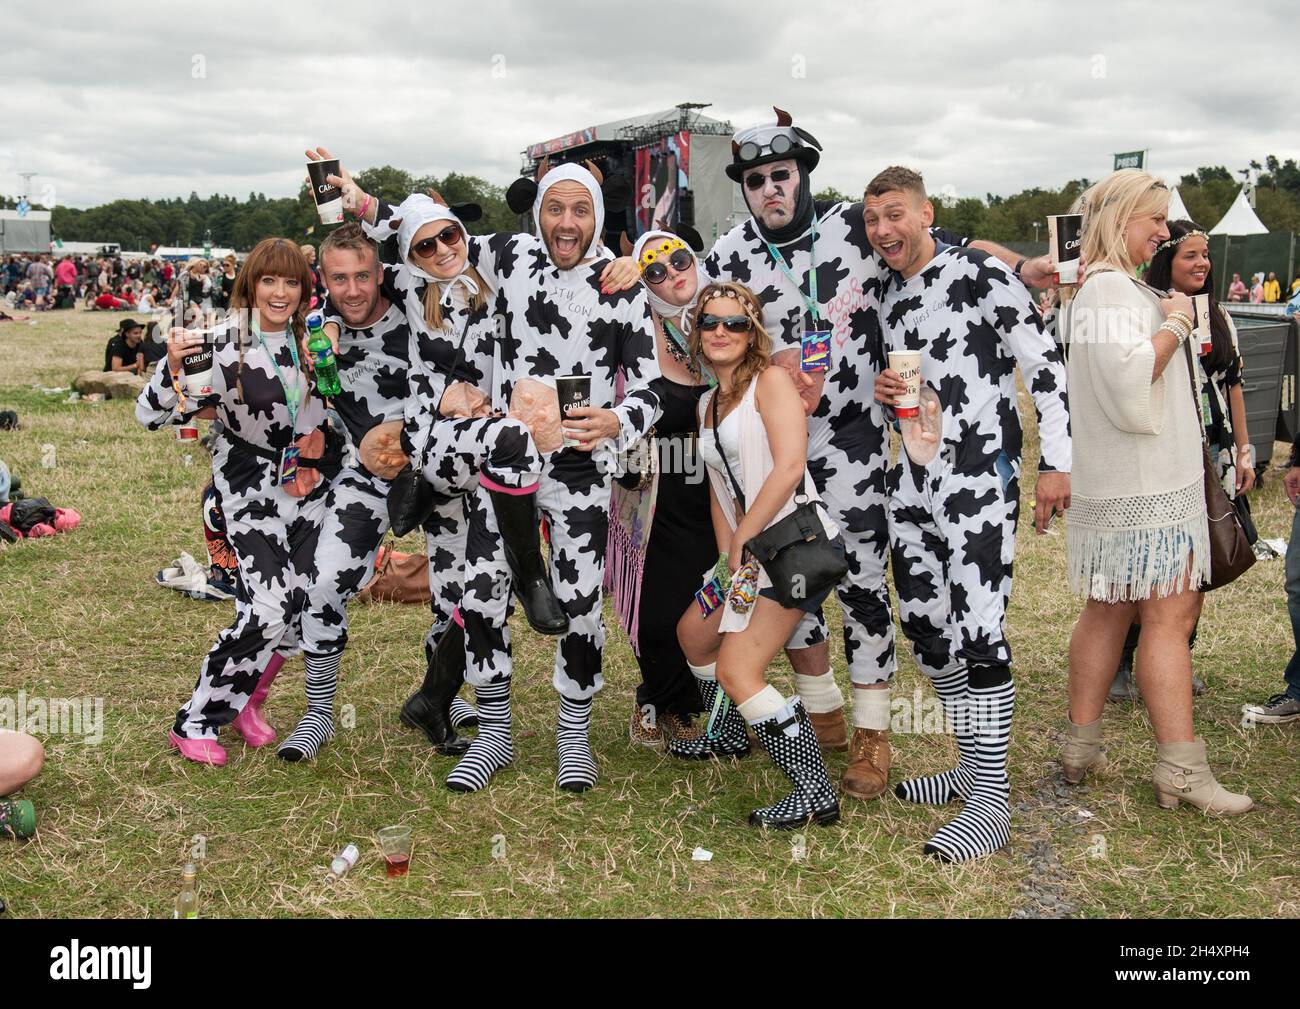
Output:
[168, 730, 227, 766]
[231, 653, 285, 747]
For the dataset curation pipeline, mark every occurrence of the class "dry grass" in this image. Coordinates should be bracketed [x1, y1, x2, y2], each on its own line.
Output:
[0, 308, 1296, 918]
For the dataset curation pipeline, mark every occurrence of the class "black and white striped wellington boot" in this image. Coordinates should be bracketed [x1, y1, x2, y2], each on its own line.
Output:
[748, 698, 840, 829]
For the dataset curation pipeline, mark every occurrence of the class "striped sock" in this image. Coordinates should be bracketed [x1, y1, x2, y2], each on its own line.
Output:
[445, 680, 513, 792]
[895, 668, 976, 804]
[276, 652, 338, 762]
[923, 679, 1015, 863]
[556, 695, 598, 793]
[449, 696, 478, 729]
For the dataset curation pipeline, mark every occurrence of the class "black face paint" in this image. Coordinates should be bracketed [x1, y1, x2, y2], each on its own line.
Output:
[748, 163, 816, 246]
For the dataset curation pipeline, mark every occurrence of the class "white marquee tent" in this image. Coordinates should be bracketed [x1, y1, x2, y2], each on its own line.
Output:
[1209, 188, 1268, 236]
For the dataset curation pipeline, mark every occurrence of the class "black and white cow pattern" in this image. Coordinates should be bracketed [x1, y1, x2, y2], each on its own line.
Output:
[704, 202, 965, 685]
[456, 232, 661, 699]
[882, 245, 1070, 675]
[137, 327, 328, 739]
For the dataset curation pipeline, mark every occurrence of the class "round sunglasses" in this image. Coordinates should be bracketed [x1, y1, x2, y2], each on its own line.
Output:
[412, 224, 464, 259]
[642, 247, 694, 285]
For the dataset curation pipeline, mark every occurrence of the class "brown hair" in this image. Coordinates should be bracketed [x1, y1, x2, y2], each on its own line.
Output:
[319, 222, 378, 272]
[421, 265, 489, 331]
[689, 282, 772, 407]
[227, 237, 315, 400]
[864, 165, 927, 202]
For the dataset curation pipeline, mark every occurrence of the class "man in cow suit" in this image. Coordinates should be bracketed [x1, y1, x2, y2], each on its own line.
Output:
[868, 165, 1070, 862]
[697, 109, 1059, 800]
[448, 161, 661, 794]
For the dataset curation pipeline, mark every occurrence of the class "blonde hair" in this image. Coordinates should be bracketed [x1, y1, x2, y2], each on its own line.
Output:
[422, 265, 489, 330]
[1079, 168, 1170, 279]
[689, 282, 772, 406]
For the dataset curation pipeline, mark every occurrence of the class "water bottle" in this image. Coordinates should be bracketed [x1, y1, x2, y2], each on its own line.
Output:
[306, 312, 342, 396]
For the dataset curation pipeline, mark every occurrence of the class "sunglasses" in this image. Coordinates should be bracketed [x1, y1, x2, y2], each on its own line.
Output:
[642, 248, 695, 285]
[412, 224, 464, 259]
[698, 314, 753, 334]
[744, 167, 793, 191]
[737, 134, 796, 163]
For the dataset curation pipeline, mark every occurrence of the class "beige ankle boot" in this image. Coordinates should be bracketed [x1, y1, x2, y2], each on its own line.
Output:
[1153, 738, 1253, 815]
[1061, 715, 1107, 784]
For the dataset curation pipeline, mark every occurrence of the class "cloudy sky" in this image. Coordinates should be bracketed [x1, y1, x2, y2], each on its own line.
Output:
[2, 0, 1294, 210]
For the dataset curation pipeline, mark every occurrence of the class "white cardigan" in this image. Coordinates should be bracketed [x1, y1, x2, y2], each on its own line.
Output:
[1061, 270, 1209, 601]
[699, 375, 838, 631]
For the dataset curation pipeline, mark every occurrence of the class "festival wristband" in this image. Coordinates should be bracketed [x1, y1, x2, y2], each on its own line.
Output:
[356, 194, 372, 220]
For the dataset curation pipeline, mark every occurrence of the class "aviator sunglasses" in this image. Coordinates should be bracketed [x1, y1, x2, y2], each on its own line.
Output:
[412, 224, 464, 259]
[697, 314, 753, 334]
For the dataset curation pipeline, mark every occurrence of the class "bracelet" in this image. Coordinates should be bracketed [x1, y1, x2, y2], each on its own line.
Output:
[1160, 317, 1192, 341]
[1166, 310, 1193, 329]
[1014, 258, 1026, 280]
[356, 194, 371, 220]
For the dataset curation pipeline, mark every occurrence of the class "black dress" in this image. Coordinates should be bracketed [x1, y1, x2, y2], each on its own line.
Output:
[634, 375, 716, 717]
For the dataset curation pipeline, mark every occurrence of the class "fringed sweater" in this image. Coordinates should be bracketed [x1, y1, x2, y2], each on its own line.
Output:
[1061, 270, 1210, 601]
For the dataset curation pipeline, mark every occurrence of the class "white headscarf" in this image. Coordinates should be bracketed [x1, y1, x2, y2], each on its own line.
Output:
[394, 193, 478, 301]
[533, 163, 604, 262]
[632, 229, 706, 327]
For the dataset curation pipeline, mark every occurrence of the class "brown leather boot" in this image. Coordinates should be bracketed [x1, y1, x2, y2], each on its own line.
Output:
[808, 708, 848, 751]
[843, 728, 891, 800]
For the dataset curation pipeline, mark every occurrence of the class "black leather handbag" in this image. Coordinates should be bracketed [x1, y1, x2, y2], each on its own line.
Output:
[387, 312, 474, 537]
[711, 391, 847, 608]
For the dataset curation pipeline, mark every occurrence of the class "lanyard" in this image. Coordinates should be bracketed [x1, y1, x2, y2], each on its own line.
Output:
[256, 325, 303, 436]
[663, 318, 717, 388]
[765, 222, 822, 325]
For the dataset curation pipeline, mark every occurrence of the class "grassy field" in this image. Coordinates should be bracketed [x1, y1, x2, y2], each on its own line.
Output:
[0, 306, 1296, 919]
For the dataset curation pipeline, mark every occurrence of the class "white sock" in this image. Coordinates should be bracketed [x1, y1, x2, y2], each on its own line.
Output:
[688, 661, 717, 682]
[852, 686, 892, 731]
[738, 685, 788, 725]
[795, 670, 844, 714]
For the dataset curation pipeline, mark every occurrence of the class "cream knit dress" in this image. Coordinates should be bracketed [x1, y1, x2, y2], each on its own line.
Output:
[1062, 270, 1210, 601]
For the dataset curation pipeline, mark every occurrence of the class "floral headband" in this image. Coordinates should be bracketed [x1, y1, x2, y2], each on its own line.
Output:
[638, 236, 689, 271]
[1156, 229, 1208, 254]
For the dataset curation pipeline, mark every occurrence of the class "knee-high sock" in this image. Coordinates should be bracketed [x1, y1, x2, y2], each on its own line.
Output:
[922, 675, 1014, 863]
[556, 695, 597, 792]
[895, 667, 975, 804]
[277, 652, 338, 762]
[445, 679, 513, 792]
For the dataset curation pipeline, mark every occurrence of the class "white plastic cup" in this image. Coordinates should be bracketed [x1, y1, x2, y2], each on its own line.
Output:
[1192, 294, 1212, 354]
[307, 159, 344, 225]
[1048, 214, 1083, 285]
[887, 351, 922, 419]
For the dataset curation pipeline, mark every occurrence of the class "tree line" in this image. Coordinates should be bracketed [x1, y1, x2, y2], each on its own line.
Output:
[5, 156, 1300, 253]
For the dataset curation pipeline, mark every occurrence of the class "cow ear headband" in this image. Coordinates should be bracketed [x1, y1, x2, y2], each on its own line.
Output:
[386, 188, 482, 234]
[618, 224, 704, 258]
[506, 157, 629, 215]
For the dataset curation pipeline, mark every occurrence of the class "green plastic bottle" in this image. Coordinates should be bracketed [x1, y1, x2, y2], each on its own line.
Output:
[306, 312, 342, 397]
[0, 798, 35, 839]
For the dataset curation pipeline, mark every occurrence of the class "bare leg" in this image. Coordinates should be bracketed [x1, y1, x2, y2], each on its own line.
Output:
[716, 597, 804, 704]
[1068, 598, 1138, 724]
[1133, 587, 1202, 743]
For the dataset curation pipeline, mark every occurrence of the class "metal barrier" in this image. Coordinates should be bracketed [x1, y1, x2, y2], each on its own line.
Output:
[1226, 306, 1298, 469]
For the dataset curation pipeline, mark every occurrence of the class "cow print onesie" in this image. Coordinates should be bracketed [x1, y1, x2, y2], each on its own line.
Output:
[705, 203, 966, 693]
[137, 325, 328, 743]
[880, 242, 1070, 862]
[450, 229, 659, 791]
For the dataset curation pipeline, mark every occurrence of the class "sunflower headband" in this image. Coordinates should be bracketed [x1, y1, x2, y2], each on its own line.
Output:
[1156, 229, 1208, 254]
[638, 236, 688, 272]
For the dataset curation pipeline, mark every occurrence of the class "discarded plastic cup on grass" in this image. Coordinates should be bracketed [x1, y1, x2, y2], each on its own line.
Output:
[378, 826, 412, 877]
